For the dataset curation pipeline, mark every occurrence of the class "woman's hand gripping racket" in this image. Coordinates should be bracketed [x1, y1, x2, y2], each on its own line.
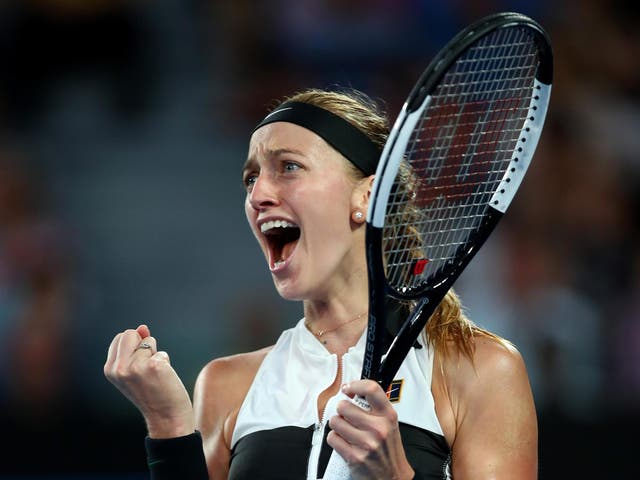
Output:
[323, 12, 552, 479]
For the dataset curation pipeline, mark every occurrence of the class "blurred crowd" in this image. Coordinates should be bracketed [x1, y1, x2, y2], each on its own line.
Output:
[0, 0, 638, 477]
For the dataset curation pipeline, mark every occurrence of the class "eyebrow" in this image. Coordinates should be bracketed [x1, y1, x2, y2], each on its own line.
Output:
[241, 148, 305, 174]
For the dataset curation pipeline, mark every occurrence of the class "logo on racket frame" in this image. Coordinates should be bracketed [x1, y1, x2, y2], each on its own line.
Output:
[386, 379, 404, 403]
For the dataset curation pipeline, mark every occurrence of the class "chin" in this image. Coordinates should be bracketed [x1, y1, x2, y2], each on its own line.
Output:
[272, 278, 306, 302]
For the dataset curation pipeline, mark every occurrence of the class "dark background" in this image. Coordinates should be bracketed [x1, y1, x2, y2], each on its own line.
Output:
[0, 0, 638, 478]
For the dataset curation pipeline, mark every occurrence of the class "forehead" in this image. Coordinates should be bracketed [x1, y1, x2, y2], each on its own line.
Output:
[245, 122, 340, 169]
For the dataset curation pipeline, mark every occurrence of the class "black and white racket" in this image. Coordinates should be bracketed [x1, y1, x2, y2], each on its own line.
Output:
[323, 11, 552, 479]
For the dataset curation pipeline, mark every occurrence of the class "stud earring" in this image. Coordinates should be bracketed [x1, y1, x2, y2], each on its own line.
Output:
[353, 211, 364, 221]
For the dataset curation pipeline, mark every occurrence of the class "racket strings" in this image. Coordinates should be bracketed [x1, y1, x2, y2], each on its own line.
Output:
[384, 26, 539, 292]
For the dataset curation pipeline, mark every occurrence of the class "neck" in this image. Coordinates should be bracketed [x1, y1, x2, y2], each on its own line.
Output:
[303, 300, 368, 351]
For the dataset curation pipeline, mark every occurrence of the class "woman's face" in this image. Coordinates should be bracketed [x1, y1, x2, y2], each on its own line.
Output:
[243, 122, 368, 301]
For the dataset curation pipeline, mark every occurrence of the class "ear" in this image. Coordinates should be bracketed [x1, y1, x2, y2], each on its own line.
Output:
[350, 175, 375, 223]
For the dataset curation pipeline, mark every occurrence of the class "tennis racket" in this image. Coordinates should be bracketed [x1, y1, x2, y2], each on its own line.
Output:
[323, 11, 552, 479]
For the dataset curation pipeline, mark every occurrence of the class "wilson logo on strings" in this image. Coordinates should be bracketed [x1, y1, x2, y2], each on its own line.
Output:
[412, 259, 429, 275]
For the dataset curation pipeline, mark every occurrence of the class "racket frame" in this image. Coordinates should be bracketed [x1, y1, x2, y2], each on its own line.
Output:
[362, 12, 553, 390]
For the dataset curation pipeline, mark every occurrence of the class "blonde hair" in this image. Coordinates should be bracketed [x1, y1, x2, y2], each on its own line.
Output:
[274, 88, 503, 359]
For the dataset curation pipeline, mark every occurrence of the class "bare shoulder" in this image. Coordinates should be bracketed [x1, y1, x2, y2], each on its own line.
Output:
[197, 347, 273, 385]
[437, 335, 538, 479]
[441, 335, 529, 398]
[194, 346, 273, 410]
[470, 336, 528, 381]
[193, 346, 274, 478]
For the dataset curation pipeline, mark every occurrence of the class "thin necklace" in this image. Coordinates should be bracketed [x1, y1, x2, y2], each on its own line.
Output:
[305, 312, 367, 344]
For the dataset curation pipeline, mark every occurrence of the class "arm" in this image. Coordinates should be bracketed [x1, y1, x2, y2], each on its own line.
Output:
[192, 359, 234, 479]
[193, 348, 271, 480]
[440, 337, 538, 479]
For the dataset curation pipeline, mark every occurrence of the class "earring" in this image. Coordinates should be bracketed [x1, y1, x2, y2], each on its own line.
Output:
[353, 211, 364, 222]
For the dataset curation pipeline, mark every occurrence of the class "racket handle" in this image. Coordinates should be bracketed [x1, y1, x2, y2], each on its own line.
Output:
[321, 394, 371, 480]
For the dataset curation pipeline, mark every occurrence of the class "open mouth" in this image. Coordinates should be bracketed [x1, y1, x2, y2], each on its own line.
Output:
[260, 220, 301, 269]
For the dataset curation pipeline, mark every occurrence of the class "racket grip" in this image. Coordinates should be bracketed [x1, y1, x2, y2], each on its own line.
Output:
[321, 394, 371, 480]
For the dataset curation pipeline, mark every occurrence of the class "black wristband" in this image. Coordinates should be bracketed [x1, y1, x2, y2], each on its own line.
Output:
[145, 431, 209, 480]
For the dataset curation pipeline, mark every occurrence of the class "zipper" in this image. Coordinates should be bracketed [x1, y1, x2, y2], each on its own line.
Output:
[306, 351, 350, 480]
[306, 417, 327, 480]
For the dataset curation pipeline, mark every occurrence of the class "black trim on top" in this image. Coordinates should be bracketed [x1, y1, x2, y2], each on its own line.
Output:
[229, 423, 451, 480]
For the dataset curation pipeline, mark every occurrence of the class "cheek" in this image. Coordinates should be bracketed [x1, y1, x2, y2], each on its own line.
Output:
[306, 197, 352, 242]
[244, 196, 255, 221]
[302, 179, 353, 215]
[244, 200, 260, 238]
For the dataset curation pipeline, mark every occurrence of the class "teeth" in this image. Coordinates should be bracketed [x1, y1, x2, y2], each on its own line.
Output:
[260, 220, 298, 233]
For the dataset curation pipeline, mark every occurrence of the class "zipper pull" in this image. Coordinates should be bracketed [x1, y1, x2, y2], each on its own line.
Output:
[307, 420, 327, 479]
[312, 421, 324, 445]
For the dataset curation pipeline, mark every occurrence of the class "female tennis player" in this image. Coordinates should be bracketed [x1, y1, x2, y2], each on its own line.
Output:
[104, 88, 538, 479]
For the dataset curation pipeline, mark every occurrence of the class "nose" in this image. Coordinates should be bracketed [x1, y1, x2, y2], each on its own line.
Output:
[248, 173, 279, 211]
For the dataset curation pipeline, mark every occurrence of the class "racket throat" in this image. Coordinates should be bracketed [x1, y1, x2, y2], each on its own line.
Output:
[379, 296, 432, 390]
[362, 224, 388, 382]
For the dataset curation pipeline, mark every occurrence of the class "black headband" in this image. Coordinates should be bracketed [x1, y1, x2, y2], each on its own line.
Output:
[252, 101, 381, 175]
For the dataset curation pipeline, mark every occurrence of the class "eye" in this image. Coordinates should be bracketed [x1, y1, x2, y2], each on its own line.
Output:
[283, 161, 301, 173]
[242, 171, 258, 191]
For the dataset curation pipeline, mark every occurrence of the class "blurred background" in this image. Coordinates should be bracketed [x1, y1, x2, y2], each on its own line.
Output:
[0, 0, 638, 478]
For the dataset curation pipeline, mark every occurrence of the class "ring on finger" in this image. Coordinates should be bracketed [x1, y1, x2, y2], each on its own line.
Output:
[135, 341, 153, 351]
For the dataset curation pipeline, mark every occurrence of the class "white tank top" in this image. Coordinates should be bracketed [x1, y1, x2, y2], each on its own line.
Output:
[232, 318, 445, 449]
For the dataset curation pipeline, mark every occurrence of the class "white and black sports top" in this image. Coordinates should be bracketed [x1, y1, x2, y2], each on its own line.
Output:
[229, 319, 452, 479]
